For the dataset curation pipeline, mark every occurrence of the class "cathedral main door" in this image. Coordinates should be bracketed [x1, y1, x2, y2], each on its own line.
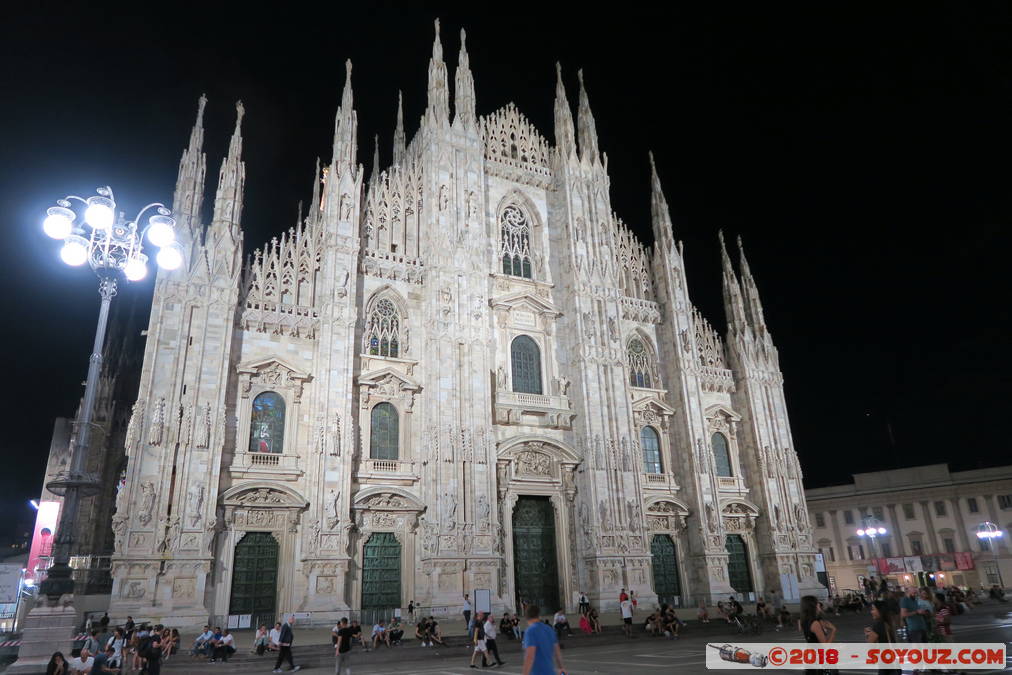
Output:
[650, 534, 682, 605]
[725, 534, 755, 594]
[362, 532, 402, 610]
[512, 496, 560, 612]
[229, 532, 279, 630]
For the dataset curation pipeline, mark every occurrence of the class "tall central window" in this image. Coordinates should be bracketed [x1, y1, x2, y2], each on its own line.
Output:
[511, 335, 542, 394]
[365, 298, 402, 358]
[500, 205, 532, 278]
[712, 432, 732, 477]
[370, 402, 399, 460]
[641, 426, 662, 474]
[249, 391, 285, 454]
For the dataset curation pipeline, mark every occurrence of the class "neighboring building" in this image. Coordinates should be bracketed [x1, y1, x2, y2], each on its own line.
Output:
[28, 297, 144, 615]
[806, 463, 1012, 594]
[107, 21, 820, 629]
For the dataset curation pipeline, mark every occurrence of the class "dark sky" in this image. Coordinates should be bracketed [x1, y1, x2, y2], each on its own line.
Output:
[1, 3, 1009, 533]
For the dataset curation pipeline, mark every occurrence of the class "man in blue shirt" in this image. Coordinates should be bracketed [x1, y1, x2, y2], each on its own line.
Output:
[900, 586, 929, 642]
[522, 605, 565, 675]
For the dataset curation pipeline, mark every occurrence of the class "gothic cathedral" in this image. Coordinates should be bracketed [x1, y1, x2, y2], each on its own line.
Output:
[108, 21, 821, 627]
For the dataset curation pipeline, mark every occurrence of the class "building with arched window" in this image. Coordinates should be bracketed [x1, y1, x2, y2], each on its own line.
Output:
[105, 23, 822, 629]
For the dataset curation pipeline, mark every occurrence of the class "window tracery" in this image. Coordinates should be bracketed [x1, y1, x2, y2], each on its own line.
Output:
[500, 205, 533, 279]
[627, 337, 658, 388]
[364, 297, 404, 358]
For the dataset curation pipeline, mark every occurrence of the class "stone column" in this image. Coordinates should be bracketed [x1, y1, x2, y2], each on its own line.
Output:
[828, 510, 847, 563]
[886, 503, 905, 556]
[948, 497, 972, 552]
[919, 501, 941, 553]
[982, 495, 1009, 553]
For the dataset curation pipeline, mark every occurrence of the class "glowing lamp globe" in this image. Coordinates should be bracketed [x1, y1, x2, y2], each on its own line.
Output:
[43, 206, 74, 239]
[84, 196, 115, 229]
[156, 244, 183, 270]
[147, 214, 176, 247]
[124, 254, 148, 281]
[60, 235, 89, 266]
[877, 527, 887, 535]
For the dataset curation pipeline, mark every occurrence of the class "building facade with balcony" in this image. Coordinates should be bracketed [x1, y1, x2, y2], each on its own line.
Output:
[106, 23, 821, 628]
[806, 463, 1012, 594]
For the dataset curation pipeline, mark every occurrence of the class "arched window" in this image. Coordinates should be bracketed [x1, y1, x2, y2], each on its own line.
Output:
[641, 426, 662, 474]
[370, 402, 399, 460]
[500, 205, 533, 279]
[511, 335, 542, 394]
[627, 337, 656, 388]
[249, 391, 285, 454]
[364, 297, 402, 358]
[712, 432, 732, 477]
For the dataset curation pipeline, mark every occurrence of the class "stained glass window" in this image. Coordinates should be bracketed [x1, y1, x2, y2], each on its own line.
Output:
[249, 391, 285, 454]
[364, 298, 401, 358]
[500, 205, 533, 279]
[627, 338, 656, 388]
[712, 432, 732, 477]
[641, 426, 662, 474]
[511, 335, 542, 395]
[370, 402, 399, 460]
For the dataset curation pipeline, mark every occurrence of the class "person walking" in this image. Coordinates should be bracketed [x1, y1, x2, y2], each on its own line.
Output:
[484, 613, 506, 667]
[272, 615, 301, 673]
[333, 618, 354, 675]
[468, 616, 490, 669]
[463, 593, 473, 634]
[620, 596, 634, 638]
[521, 605, 564, 675]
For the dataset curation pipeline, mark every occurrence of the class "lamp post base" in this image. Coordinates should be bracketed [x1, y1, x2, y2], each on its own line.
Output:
[7, 597, 78, 674]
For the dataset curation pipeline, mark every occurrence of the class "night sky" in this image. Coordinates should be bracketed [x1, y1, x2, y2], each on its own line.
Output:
[1, 3, 1009, 538]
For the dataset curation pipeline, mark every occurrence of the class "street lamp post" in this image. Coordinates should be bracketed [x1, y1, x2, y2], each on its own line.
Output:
[857, 517, 888, 560]
[976, 521, 1005, 590]
[38, 186, 181, 602]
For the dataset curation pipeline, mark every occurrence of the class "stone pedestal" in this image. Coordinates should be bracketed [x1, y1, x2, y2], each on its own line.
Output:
[8, 599, 78, 674]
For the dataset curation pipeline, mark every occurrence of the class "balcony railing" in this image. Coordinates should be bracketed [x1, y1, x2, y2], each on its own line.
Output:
[69, 555, 112, 595]
[230, 452, 302, 480]
[642, 473, 680, 490]
[496, 390, 570, 411]
[356, 458, 418, 482]
[717, 476, 747, 492]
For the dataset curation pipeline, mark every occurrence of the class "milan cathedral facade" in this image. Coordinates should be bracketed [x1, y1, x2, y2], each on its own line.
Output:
[107, 21, 821, 627]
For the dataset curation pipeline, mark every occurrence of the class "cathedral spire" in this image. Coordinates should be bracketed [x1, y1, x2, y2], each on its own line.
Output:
[210, 101, 245, 234]
[331, 59, 358, 176]
[308, 157, 322, 224]
[426, 18, 450, 126]
[648, 152, 675, 252]
[719, 230, 748, 332]
[737, 235, 769, 333]
[392, 90, 406, 166]
[453, 27, 476, 130]
[370, 134, 381, 185]
[553, 63, 577, 160]
[576, 69, 600, 164]
[172, 94, 208, 236]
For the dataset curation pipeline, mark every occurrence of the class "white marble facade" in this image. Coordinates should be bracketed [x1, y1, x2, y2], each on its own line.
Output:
[107, 21, 822, 627]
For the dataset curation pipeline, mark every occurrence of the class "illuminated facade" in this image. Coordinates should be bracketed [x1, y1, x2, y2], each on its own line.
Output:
[107, 21, 820, 627]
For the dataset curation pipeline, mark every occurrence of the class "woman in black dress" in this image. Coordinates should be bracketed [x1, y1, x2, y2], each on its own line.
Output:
[800, 595, 837, 644]
[864, 600, 901, 675]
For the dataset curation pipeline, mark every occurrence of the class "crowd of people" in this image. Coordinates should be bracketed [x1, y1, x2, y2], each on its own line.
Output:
[42, 582, 1000, 674]
[46, 614, 181, 675]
